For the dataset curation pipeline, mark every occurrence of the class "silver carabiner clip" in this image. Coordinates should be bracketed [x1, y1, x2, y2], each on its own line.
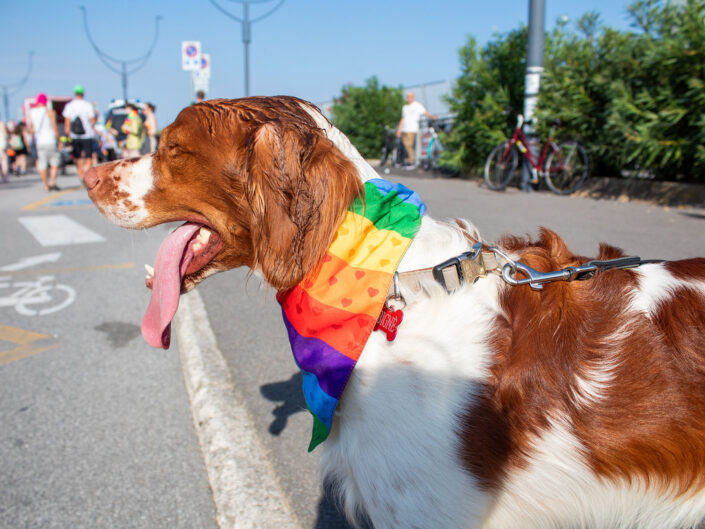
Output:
[501, 261, 578, 290]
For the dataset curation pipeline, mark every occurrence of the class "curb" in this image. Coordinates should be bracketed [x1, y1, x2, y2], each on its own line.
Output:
[175, 289, 301, 529]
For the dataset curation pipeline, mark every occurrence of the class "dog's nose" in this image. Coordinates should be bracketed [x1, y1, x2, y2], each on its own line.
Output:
[84, 167, 99, 191]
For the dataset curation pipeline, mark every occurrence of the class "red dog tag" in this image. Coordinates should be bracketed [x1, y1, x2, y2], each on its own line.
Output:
[374, 304, 404, 341]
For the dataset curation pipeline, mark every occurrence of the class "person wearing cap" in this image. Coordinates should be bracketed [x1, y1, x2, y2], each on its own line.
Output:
[28, 93, 61, 191]
[62, 84, 96, 183]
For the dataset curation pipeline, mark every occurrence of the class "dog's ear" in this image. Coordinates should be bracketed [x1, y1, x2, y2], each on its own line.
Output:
[245, 120, 362, 290]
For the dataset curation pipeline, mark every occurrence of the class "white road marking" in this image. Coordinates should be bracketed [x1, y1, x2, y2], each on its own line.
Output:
[18, 215, 105, 246]
[174, 289, 301, 529]
[0, 252, 62, 271]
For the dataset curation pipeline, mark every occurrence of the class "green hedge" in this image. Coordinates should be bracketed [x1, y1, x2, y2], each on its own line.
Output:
[443, 0, 705, 183]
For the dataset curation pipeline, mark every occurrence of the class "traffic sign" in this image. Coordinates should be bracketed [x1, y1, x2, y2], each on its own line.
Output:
[200, 53, 211, 77]
[181, 41, 202, 71]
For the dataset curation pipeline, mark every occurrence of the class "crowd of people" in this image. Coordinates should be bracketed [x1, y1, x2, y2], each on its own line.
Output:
[0, 84, 159, 189]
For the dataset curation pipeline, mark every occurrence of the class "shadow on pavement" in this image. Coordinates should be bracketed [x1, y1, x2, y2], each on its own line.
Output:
[260, 372, 306, 435]
[260, 375, 372, 528]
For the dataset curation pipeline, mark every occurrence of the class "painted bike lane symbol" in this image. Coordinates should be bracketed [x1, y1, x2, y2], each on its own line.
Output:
[0, 275, 76, 316]
[0, 253, 76, 316]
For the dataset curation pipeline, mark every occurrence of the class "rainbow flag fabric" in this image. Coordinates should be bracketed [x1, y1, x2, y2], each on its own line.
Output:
[276, 178, 426, 451]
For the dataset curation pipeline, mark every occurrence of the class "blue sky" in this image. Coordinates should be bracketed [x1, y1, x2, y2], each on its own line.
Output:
[2, 1, 636, 127]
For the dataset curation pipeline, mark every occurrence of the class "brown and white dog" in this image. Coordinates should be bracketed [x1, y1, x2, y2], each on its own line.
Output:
[86, 96, 705, 529]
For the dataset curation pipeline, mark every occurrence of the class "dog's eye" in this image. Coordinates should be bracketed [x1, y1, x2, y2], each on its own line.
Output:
[167, 143, 183, 155]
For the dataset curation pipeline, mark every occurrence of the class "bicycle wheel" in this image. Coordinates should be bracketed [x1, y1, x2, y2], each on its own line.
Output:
[379, 145, 389, 166]
[544, 141, 589, 195]
[484, 142, 518, 191]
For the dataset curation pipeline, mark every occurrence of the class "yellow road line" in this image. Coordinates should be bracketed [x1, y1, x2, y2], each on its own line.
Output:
[1, 263, 135, 276]
[0, 325, 59, 367]
[31, 205, 95, 212]
[22, 186, 84, 211]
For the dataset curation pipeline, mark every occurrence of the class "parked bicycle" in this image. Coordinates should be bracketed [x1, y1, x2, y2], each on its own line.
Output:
[420, 119, 446, 172]
[379, 126, 404, 168]
[484, 114, 589, 195]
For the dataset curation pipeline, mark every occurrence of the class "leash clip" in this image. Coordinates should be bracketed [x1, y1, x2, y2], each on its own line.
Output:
[501, 256, 645, 290]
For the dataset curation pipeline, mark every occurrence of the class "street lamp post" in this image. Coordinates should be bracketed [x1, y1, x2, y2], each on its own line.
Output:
[208, 0, 286, 97]
[521, 0, 546, 191]
[1, 51, 34, 122]
[79, 6, 162, 103]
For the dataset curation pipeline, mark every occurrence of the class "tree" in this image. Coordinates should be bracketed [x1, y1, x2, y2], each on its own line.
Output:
[536, 0, 705, 181]
[442, 28, 527, 173]
[330, 76, 404, 159]
[444, 0, 705, 182]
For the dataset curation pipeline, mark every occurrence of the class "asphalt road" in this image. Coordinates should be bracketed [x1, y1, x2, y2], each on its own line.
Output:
[197, 166, 705, 528]
[3, 163, 704, 529]
[0, 168, 217, 529]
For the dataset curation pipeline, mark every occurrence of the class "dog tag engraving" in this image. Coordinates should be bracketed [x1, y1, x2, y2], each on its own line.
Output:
[374, 304, 404, 341]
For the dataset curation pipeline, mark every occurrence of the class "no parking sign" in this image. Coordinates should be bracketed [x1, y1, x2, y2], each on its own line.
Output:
[181, 41, 202, 71]
[193, 53, 211, 92]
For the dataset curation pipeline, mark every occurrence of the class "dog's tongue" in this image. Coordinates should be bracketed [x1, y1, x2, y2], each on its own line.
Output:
[141, 222, 201, 349]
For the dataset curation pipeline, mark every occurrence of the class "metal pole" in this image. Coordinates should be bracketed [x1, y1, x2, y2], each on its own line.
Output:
[122, 63, 128, 102]
[2, 88, 8, 123]
[207, 0, 285, 97]
[243, 2, 251, 96]
[79, 7, 161, 103]
[521, 0, 545, 191]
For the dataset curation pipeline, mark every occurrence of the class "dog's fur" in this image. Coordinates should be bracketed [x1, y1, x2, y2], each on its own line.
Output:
[86, 96, 705, 529]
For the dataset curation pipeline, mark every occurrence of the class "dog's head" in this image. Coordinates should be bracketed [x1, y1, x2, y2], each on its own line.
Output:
[87, 96, 362, 292]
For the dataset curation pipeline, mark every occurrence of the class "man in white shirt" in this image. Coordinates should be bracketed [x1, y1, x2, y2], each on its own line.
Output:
[28, 93, 61, 191]
[62, 84, 96, 182]
[396, 91, 436, 167]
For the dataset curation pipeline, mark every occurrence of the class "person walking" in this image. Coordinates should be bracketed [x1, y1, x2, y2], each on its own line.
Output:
[0, 122, 8, 183]
[62, 84, 96, 183]
[28, 93, 61, 191]
[396, 91, 436, 168]
[143, 103, 158, 153]
[121, 103, 145, 158]
[8, 122, 29, 175]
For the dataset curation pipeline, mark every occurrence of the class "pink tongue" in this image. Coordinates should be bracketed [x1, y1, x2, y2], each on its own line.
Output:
[141, 222, 201, 349]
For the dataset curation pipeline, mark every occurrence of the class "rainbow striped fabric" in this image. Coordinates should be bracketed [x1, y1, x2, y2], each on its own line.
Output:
[277, 178, 426, 451]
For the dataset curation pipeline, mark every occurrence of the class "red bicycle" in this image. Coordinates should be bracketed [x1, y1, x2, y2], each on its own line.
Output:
[484, 114, 589, 195]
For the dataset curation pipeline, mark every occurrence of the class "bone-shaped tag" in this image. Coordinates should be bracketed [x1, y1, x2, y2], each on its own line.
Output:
[374, 304, 404, 341]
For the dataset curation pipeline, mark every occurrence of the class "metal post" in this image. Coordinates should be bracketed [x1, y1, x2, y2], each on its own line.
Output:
[208, 0, 285, 97]
[2, 88, 8, 123]
[79, 7, 161, 105]
[0, 51, 34, 122]
[122, 63, 128, 103]
[521, 0, 545, 191]
[243, 2, 251, 96]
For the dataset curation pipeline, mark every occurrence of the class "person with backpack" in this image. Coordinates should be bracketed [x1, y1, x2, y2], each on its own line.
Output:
[28, 93, 61, 191]
[62, 84, 96, 183]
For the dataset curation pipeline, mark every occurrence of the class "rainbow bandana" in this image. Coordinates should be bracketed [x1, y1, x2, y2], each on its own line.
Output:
[276, 178, 426, 451]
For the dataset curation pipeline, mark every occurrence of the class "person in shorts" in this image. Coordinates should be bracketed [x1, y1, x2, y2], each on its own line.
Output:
[28, 92, 61, 191]
[62, 84, 96, 183]
[395, 91, 436, 168]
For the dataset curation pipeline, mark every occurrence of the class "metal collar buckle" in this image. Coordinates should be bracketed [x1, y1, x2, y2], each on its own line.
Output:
[432, 242, 485, 292]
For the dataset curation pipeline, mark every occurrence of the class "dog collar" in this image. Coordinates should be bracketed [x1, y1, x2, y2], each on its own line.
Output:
[277, 178, 426, 451]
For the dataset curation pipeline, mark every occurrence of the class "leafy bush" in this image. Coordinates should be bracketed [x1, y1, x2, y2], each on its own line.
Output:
[444, 0, 705, 182]
[330, 76, 404, 158]
[442, 28, 527, 173]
